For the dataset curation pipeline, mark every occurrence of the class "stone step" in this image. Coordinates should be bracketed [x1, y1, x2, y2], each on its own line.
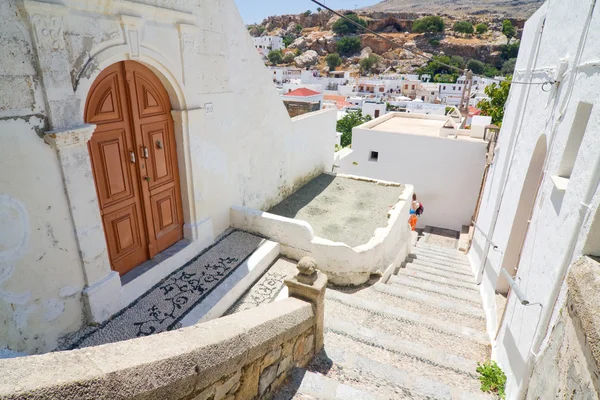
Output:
[414, 244, 466, 257]
[409, 251, 471, 268]
[396, 268, 479, 292]
[406, 259, 474, 278]
[404, 261, 476, 282]
[274, 368, 386, 400]
[408, 254, 472, 273]
[325, 293, 490, 360]
[322, 325, 484, 394]
[306, 346, 495, 400]
[369, 283, 485, 322]
[388, 275, 481, 305]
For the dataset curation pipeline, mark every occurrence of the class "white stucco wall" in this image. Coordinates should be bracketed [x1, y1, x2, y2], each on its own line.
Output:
[0, 0, 336, 354]
[337, 119, 487, 232]
[469, 1, 600, 398]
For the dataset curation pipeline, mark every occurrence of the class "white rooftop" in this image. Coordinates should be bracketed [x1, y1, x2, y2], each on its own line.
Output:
[369, 115, 446, 137]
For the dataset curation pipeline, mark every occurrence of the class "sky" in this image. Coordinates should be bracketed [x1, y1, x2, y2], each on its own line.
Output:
[234, 0, 381, 24]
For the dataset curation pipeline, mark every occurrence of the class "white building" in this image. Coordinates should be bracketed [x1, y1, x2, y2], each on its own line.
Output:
[362, 101, 387, 119]
[267, 66, 302, 84]
[0, 0, 335, 355]
[336, 112, 488, 231]
[253, 36, 284, 59]
[282, 88, 324, 109]
[470, 1, 600, 398]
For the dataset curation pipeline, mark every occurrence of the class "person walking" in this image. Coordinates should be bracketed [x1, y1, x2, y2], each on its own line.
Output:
[408, 193, 422, 231]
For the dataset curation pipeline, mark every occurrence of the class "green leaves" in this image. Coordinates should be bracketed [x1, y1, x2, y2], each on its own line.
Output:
[502, 20, 516, 41]
[326, 53, 342, 71]
[475, 23, 489, 34]
[412, 16, 445, 33]
[453, 21, 474, 34]
[267, 50, 283, 65]
[332, 14, 367, 35]
[476, 361, 507, 399]
[337, 37, 361, 56]
[477, 77, 512, 126]
[337, 110, 372, 147]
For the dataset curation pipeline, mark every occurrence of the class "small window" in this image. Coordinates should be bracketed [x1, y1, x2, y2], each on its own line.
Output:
[370, 151, 379, 161]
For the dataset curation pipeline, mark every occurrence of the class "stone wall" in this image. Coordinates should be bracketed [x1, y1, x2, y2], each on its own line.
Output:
[526, 256, 600, 399]
[0, 266, 328, 399]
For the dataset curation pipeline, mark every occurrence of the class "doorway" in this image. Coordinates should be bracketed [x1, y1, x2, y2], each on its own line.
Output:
[85, 61, 184, 276]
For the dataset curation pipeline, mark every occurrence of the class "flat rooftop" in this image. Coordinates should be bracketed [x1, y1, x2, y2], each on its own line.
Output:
[268, 174, 404, 247]
[369, 115, 446, 137]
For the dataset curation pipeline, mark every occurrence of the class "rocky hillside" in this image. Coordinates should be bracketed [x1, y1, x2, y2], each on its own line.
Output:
[249, 8, 526, 77]
[364, 0, 544, 19]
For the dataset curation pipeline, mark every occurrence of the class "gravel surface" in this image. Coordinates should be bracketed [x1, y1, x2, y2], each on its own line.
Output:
[268, 174, 404, 247]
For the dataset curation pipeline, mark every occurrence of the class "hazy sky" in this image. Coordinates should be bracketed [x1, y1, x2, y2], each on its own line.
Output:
[234, 0, 380, 24]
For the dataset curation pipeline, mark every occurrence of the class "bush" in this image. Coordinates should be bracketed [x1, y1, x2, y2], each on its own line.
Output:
[477, 78, 511, 125]
[412, 16, 445, 33]
[466, 59, 485, 74]
[332, 13, 367, 35]
[283, 35, 294, 48]
[453, 21, 474, 34]
[304, 10, 312, 17]
[475, 23, 488, 34]
[267, 50, 283, 65]
[359, 55, 378, 75]
[337, 36, 361, 56]
[434, 73, 457, 83]
[429, 39, 440, 46]
[502, 20, 516, 40]
[282, 52, 296, 64]
[476, 361, 507, 399]
[501, 58, 517, 75]
[483, 64, 500, 77]
[295, 23, 303, 33]
[337, 110, 372, 147]
[326, 53, 343, 71]
[500, 41, 520, 61]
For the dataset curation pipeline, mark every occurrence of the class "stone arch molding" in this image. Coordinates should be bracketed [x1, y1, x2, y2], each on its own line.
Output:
[23, 0, 208, 323]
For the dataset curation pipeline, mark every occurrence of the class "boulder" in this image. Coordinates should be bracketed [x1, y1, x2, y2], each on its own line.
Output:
[294, 50, 319, 68]
[290, 37, 308, 50]
[360, 47, 373, 59]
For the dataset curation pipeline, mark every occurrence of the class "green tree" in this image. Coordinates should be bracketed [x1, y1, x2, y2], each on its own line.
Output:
[326, 53, 343, 71]
[283, 35, 294, 48]
[317, 7, 322, 12]
[453, 21, 474, 34]
[332, 13, 367, 35]
[267, 50, 283, 64]
[434, 73, 457, 83]
[477, 78, 511, 125]
[412, 16, 445, 33]
[501, 58, 517, 75]
[337, 110, 372, 147]
[502, 20, 516, 41]
[283, 52, 296, 64]
[304, 10, 312, 17]
[359, 54, 379, 75]
[337, 36, 361, 56]
[475, 23, 488, 34]
[295, 23, 303, 33]
[483, 64, 500, 77]
[500, 41, 520, 61]
[466, 59, 485, 74]
[429, 39, 440, 46]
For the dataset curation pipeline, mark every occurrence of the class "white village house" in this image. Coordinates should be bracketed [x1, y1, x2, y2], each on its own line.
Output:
[253, 35, 284, 59]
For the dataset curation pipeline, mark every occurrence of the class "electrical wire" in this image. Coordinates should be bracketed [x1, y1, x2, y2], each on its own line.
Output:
[310, 0, 556, 86]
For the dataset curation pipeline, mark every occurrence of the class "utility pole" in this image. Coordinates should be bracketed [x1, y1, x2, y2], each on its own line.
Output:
[459, 70, 474, 117]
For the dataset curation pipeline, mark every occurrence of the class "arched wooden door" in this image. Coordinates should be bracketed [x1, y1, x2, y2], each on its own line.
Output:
[85, 61, 184, 276]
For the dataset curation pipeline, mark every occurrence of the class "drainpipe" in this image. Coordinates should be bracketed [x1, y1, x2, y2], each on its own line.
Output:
[475, 15, 546, 285]
[516, 1, 597, 398]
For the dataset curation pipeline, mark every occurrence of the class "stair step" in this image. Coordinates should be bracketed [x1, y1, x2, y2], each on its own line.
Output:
[396, 268, 479, 292]
[325, 293, 490, 360]
[415, 243, 463, 256]
[322, 325, 484, 394]
[371, 283, 485, 320]
[388, 275, 481, 305]
[274, 368, 386, 400]
[404, 261, 476, 282]
[307, 346, 494, 400]
[409, 251, 471, 268]
[408, 254, 472, 273]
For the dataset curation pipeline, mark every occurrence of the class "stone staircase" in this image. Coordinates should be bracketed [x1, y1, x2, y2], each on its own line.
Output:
[275, 240, 493, 400]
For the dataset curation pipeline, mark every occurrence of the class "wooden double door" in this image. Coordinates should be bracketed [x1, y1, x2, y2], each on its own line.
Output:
[85, 61, 183, 276]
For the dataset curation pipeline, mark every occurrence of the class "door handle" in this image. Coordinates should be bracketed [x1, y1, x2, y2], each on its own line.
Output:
[130, 151, 136, 163]
[144, 176, 151, 183]
[142, 146, 149, 159]
[156, 140, 163, 149]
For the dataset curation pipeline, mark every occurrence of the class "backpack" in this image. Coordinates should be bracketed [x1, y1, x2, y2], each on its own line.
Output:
[416, 203, 424, 216]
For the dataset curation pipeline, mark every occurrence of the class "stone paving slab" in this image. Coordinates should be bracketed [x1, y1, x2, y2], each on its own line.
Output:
[58, 230, 263, 350]
[225, 258, 298, 315]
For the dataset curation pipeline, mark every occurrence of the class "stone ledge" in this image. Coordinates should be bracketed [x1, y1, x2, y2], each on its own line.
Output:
[567, 256, 600, 371]
[0, 298, 315, 400]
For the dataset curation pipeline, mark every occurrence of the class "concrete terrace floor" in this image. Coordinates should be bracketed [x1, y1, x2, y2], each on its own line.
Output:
[268, 174, 404, 247]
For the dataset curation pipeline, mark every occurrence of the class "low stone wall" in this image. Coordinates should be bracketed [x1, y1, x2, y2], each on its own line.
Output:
[231, 181, 414, 286]
[0, 266, 328, 400]
[526, 256, 600, 399]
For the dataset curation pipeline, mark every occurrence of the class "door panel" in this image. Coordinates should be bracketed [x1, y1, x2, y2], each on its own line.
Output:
[85, 61, 183, 275]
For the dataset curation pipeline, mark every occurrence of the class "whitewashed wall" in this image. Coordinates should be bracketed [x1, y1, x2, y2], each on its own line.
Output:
[469, 1, 600, 398]
[0, 0, 336, 354]
[337, 122, 487, 231]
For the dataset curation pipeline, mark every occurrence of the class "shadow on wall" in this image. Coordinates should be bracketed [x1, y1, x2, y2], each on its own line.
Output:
[502, 327, 528, 387]
[268, 174, 336, 218]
